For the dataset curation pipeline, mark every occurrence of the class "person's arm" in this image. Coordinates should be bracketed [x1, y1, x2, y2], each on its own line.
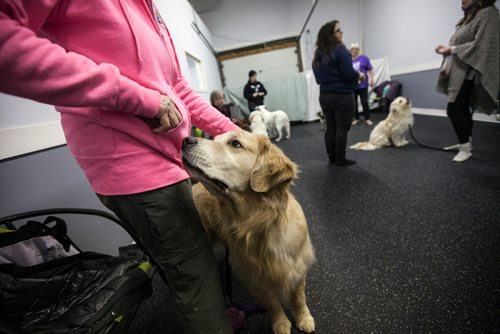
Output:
[260, 82, 267, 96]
[436, 7, 497, 58]
[337, 47, 362, 82]
[368, 69, 375, 87]
[243, 83, 252, 100]
[174, 77, 239, 136]
[366, 57, 375, 87]
[0, 0, 160, 119]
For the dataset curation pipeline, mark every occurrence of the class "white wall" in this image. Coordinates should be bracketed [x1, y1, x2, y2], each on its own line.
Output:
[156, 0, 223, 100]
[0, 0, 222, 160]
[198, 0, 311, 50]
[198, 0, 362, 72]
[199, 0, 500, 74]
[363, 0, 462, 73]
[300, 0, 361, 71]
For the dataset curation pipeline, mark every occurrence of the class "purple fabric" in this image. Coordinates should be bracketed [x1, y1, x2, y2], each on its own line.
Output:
[352, 55, 373, 89]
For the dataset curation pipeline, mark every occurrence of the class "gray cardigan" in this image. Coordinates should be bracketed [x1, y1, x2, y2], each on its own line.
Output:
[437, 6, 499, 114]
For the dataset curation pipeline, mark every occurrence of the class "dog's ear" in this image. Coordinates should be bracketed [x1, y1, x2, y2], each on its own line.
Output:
[250, 138, 298, 193]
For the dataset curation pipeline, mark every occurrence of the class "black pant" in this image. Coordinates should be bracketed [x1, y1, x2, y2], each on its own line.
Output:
[447, 80, 474, 144]
[354, 88, 371, 120]
[319, 92, 355, 161]
[97, 180, 231, 334]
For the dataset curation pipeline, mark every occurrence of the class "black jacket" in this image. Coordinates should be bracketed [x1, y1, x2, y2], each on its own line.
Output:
[243, 80, 267, 108]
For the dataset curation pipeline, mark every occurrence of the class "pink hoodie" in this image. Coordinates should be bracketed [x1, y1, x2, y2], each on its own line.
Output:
[0, 0, 239, 195]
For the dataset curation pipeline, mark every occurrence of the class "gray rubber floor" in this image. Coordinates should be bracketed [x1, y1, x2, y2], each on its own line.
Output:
[130, 112, 500, 333]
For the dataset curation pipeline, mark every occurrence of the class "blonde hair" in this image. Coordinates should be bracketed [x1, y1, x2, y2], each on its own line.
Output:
[210, 90, 224, 105]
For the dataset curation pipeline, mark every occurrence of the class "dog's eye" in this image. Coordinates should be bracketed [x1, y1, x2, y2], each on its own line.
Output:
[229, 140, 242, 148]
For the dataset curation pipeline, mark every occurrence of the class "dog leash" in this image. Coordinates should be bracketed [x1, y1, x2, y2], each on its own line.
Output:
[408, 125, 448, 152]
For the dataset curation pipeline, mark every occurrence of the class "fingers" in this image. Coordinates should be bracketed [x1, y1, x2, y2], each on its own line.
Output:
[152, 95, 182, 134]
[152, 108, 181, 134]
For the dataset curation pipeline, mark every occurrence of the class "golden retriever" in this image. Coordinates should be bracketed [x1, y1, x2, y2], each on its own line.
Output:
[350, 96, 414, 150]
[181, 130, 315, 334]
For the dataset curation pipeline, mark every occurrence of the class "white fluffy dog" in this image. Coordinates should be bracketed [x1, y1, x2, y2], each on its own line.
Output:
[350, 96, 414, 150]
[249, 110, 269, 137]
[255, 105, 291, 141]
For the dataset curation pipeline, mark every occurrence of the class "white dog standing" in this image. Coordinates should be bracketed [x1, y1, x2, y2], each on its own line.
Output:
[249, 110, 269, 137]
[256, 105, 291, 141]
[350, 96, 414, 150]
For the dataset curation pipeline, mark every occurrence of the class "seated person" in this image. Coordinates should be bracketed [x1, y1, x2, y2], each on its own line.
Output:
[210, 90, 250, 131]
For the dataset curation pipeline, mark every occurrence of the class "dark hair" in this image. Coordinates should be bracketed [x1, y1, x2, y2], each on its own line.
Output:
[248, 70, 257, 78]
[312, 20, 343, 70]
[457, 0, 495, 27]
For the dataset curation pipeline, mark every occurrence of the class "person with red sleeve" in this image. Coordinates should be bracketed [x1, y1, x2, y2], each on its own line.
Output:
[0, 1, 244, 333]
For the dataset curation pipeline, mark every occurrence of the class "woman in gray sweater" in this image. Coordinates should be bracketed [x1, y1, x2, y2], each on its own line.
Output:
[435, 0, 499, 162]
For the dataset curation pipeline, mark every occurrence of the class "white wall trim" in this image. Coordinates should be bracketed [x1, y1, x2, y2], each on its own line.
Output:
[0, 122, 66, 160]
[412, 107, 499, 123]
[390, 61, 442, 76]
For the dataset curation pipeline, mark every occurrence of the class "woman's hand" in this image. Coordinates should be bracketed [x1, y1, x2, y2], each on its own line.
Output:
[152, 95, 182, 134]
[435, 44, 452, 55]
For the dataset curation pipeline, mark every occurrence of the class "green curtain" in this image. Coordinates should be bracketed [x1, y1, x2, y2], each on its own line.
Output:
[224, 71, 309, 122]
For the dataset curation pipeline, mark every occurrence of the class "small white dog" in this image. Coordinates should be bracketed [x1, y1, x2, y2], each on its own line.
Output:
[255, 105, 291, 141]
[350, 96, 414, 150]
[316, 111, 326, 131]
[249, 110, 269, 137]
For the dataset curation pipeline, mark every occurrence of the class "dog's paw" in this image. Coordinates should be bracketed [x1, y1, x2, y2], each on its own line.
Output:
[394, 140, 408, 147]
[272, 319, 292, 334]
[296, 315, 315, 333]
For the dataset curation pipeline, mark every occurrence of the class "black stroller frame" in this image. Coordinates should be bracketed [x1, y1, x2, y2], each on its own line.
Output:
[0, 207, 154, 334]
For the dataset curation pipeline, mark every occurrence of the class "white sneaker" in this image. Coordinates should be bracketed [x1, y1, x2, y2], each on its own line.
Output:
[452, 142, 472, 162]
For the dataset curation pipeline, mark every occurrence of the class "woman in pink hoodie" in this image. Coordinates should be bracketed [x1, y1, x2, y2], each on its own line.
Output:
[0, 1, 243, 332]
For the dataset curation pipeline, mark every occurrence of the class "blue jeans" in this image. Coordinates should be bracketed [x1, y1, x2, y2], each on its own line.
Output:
[319, 92, 355, 161]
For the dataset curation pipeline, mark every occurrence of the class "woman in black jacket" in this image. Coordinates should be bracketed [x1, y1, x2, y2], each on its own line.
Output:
[312, 20, 365, 166]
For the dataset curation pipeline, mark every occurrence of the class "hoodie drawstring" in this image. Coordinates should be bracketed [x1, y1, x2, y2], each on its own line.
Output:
[118, 0, 143, 63]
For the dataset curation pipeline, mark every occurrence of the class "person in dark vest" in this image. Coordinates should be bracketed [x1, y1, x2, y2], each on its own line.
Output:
[243, 70, 267, 112]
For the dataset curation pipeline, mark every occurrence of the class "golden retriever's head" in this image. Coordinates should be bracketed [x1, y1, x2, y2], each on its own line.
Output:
[389, 96, 412, 115]
[181, 130, 297, 198]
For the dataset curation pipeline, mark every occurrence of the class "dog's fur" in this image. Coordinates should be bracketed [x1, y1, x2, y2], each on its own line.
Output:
[249, 110, 269, 137]
[350, 96, 414, 150]
[255, 105, 291, 141]
[316, 111, 326, 131]
[181, 130, 315, 334]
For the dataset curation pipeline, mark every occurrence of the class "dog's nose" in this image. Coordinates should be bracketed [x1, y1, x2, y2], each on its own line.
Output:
[182, 136, 198, 149]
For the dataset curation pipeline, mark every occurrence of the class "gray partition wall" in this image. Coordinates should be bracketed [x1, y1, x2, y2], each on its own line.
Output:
[0, 146, 133, 255]
[393, 69, 449, 110]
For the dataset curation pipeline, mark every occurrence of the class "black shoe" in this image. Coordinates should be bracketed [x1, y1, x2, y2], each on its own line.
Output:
[336, 159, 356, 166]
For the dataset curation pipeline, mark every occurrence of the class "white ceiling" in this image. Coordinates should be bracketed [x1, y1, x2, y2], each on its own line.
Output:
[188, 0, 225, 14]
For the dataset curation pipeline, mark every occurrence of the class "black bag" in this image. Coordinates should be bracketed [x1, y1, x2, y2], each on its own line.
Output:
[0, 246, 153, 334]
[0, 212, 153, 334]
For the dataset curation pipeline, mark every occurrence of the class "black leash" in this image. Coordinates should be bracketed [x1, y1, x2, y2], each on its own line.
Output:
[408, 125, 448, 152]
